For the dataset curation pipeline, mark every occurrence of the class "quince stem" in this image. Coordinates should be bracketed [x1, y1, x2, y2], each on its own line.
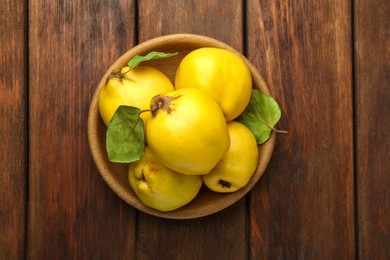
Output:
[107, 68, 133, 82]
[119, 68, 132, 77]
[129, 109, 151, 133]
[132, 103, 161, 132]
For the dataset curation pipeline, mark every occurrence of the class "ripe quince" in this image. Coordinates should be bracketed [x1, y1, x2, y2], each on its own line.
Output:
[99, 66, 174, 126]
[128, 147, 202, 211]
[175, 47, 252, 121]
[203, 121, 258, 192]
[146, 88, 230, 175]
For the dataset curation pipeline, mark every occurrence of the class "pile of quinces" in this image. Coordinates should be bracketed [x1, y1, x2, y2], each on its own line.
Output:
[99, 47, 280, 212]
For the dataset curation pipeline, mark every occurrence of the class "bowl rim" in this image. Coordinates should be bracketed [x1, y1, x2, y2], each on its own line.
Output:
[88, 33, 276, 219]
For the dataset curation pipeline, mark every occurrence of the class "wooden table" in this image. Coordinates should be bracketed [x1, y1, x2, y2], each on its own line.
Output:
[1, 0, 389, 259]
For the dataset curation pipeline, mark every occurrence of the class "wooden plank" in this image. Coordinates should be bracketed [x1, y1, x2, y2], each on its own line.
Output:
[136, 0, 247, 259]
[355, 0, 390, 258]
[246, 0, 355, 258]
[27, 1, 137, 258]
[0, 0, 27, 259]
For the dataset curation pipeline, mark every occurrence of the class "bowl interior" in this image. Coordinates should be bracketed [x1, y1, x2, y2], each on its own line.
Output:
[88, 34, 276, 219]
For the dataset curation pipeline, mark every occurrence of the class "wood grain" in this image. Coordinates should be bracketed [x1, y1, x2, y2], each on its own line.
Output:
[136, 0, 247, 259]
[138, 0, 243, 45]
[355, 0, 390, 258]
[27, 1, 137, 258]
[1, 0, 387, 257]
[246, 0, 355, 258]
[0, 0, 27, 259]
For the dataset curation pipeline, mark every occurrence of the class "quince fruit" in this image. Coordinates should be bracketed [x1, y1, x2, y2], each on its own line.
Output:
[203, 121, 258, 192]
[175, 47, 252, 121]
[99, 66, 174, 126]
[146, 88, 230, 175]
[128, 147, 202, 211]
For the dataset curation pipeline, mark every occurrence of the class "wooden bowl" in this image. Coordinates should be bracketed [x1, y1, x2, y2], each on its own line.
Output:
[88, 34, 276, 219]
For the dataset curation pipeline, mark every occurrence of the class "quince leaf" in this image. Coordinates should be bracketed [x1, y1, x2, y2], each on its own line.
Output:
[128, 51, 178, 68]
[106, 106, 144, 163]
[237, 89, 282, 145]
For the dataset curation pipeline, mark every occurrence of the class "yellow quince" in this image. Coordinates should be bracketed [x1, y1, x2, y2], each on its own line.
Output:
[99, 66, 174, 126]
[175, 47, 252, 121]
[203, 121, 259, 192]
[146, 88, 230, 175]
[128, 147, 203, 211]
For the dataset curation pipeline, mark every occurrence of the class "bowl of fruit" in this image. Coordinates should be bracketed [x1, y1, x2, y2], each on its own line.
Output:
[88, 34, 281, 219]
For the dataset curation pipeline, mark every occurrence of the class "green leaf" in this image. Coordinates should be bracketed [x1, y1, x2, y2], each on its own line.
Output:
[128, 51, 179, 68]
[237, 89, 282, 144]
[106, 106, 145, 163]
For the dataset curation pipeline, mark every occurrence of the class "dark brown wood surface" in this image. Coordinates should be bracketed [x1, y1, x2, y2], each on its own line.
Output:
[355, 0, 390, 258]
[0, 0, 389, 259]
[0, 0, 27, 259]
[247, 0, 355, 258]
[28, 1, 137, 259]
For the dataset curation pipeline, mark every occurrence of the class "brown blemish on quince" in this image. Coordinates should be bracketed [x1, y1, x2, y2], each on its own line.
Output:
[150, 94, 181, 117]
[218, 180, 231, 189]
